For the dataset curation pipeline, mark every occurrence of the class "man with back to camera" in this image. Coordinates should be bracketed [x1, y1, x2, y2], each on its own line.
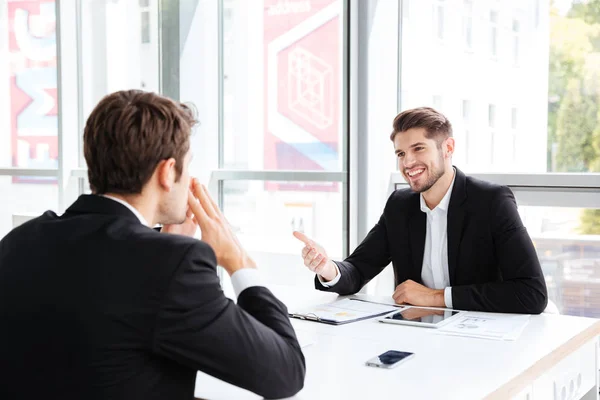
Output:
[293, 107, 548, 314]
[0, 90, 305, 400]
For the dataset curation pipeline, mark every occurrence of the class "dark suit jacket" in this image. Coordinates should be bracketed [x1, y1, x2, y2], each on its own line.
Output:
[0, 195, 305, 400]
[316, 167, 548, 314]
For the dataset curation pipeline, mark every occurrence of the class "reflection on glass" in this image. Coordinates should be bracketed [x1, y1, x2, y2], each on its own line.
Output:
[222, 0, 344, 171]
[521, 206, 600, 317]
[1, 1, 58, 170]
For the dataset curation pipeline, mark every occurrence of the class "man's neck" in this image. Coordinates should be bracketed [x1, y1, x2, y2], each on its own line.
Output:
[421, 166, 455, 210]
[102, 192, 156, 226]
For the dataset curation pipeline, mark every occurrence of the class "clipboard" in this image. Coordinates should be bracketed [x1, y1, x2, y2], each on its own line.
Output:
[289, 298, 400, 325]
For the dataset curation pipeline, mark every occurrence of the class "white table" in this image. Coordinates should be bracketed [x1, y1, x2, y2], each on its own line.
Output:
[195, 285, 600, 400]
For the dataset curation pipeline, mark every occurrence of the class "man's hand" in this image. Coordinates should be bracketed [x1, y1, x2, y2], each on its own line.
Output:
[392, 280, 445, 307]
[188, 179, 256, 275]
[292, 231, 338, 282]
[161, 208, 197, 237]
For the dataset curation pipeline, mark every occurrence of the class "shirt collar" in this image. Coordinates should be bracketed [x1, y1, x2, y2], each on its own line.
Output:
[100, 195, 150, 227]
[420, 168, 456, 213]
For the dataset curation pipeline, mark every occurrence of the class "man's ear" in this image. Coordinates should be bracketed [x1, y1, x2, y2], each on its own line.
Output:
[444, 137, 455, 158]
[156, 158, 177, 192]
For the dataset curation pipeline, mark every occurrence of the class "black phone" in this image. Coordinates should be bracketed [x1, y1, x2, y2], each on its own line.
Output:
[365, 350, 415, 369]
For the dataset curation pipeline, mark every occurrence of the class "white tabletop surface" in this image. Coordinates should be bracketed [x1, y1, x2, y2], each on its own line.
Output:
[194, 284, 600, 400]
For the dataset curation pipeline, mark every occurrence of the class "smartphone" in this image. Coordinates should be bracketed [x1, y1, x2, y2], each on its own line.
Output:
[365, 350, 414, 369]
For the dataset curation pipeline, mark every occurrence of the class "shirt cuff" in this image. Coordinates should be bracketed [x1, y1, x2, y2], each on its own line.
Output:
[317, 262, 341, 287]
[231, 268, 263, 297]
[444, 287, 453, 308]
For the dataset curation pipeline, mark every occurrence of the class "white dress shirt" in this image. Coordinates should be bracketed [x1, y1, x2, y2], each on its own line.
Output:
[420, 173, 455, 308]
[101, 195, 262, 297]
[320, 171, 456, 308]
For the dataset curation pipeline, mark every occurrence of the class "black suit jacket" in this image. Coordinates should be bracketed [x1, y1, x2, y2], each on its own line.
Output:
[316, 167, 548, 314]
[0, 195, 305, 400]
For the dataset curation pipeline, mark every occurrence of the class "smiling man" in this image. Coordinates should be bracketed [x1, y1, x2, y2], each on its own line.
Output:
[294, 107, 548, 314]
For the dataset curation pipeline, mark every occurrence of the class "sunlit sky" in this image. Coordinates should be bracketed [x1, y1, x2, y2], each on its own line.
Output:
[554, 0, 575, 15]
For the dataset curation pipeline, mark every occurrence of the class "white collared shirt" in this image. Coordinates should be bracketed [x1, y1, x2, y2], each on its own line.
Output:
[320, 171, 456, 308]
[100, 195, 262, 297]
[419, 172, 456, 308]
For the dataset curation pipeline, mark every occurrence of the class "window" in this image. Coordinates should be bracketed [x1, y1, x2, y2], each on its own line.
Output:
[462, 100, 471, 164]
[512, 19, 520, 65]
[223, 0, 343, 172]
[463, 0, 473, 49]
[433, 95, 442, 110]
[462, 100, 471, 121]
[511, 107, 518, 162]
[80, 0, 159, 116]
[0, 1, 60, 237]
[139, 0, 151, 44]
[521, 206, 600, 318]
[434, 0, 446, 40]
[221, 178, 344, 288]
[220, 0, 347, 281]
[488, 104, 496, 163]
[488, 104, 496, 128]
[490, 10, 499, 57]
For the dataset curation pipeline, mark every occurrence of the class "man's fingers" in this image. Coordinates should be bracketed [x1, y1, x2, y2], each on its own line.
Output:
[188, 191, 209, 224]
[301, 246, 311, 258]
[392, 287, 404, 303]
[200, 183, 224, 219]
[193, 183, 218, 219]
[293, 231, 314, 246]
[314, 259, 328, 275]
[309, 254, 323, 270]
[304, 249, 318, 266]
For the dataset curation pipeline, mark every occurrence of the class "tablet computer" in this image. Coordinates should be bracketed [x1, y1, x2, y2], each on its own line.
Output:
[378, 306, 464, 328]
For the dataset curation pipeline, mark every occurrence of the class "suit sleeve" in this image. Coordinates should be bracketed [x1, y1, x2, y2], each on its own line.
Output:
[153, 243, 305, 399]
[451, 187, 548, 314]
[316, 212, 392, 295]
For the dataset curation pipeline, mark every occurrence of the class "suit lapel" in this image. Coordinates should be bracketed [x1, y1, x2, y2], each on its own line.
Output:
[447, 167, 467, 285]
[408, 195, 426, 282]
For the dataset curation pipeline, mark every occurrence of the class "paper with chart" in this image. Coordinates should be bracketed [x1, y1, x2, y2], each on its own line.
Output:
[290, 298, 399, 323]
[437, 312, 530, 340]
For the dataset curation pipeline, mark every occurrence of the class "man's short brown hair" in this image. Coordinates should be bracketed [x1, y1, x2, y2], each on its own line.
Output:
[84, 90, 196, 195]
[390, 107, 453, 143]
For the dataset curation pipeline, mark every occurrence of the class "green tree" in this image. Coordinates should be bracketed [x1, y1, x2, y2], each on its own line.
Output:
[570, 0, 600, 25]
[548, 11, 598, 170]
[555, 79, 599, 172]
[548, 5, 600, 234]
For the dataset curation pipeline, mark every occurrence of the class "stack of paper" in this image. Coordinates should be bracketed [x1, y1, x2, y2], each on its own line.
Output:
[437, 312, 530, 341]
[289, 298, 400, 325]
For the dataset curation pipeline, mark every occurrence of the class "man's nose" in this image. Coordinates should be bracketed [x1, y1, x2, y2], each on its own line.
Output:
[403, 153, 416, 168]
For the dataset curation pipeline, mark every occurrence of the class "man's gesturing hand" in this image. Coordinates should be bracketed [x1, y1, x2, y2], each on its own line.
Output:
[292, 231, 338, 282]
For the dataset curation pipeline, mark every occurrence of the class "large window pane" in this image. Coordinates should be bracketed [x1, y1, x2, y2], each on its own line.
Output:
[399, 0, 600, 175]
[80, 0, 159, 133]
[0, 1, 59, 239]
[222, 0, 344, 171]
[222, 179, 344, 287]
[0, 0, 58, 169]
[522, 206, 600, 317]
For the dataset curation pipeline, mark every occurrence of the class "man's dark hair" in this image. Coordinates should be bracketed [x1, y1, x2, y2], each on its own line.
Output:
[390, 107, 453, 144]
[84, 90, 196, 194]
